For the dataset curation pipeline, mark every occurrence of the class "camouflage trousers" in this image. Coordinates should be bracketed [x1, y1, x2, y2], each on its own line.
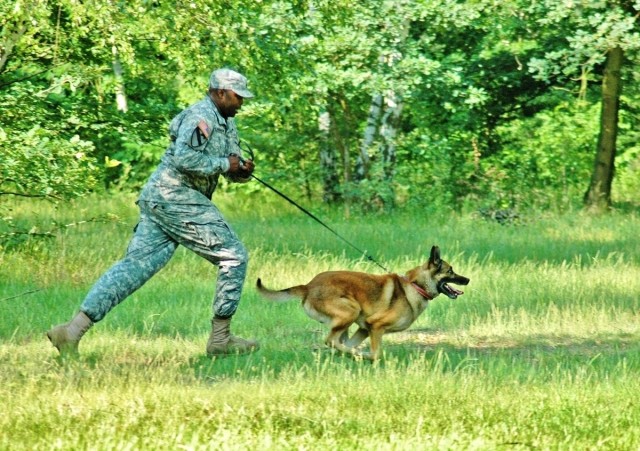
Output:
[80, 200, 248, 322]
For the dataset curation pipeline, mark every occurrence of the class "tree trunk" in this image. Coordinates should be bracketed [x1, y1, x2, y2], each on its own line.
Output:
[380, 92, 403, 181]
[318, 110, 340, 203]
[355, 93, 382, 181]
[584, 46, 623, 211]
[370, 91, 403, 209]
[336, 98, 352, 186]
[0, 19, 28, 73]
[112, 46, 128, 113]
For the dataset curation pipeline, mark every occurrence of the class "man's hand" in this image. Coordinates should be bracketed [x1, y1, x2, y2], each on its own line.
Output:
[228, 154, 242, 172]
[228, 154, 254, 178]
[240, 158, 255, 175]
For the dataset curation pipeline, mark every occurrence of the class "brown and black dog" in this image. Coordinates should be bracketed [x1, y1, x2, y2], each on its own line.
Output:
[256, 245, 469, 360]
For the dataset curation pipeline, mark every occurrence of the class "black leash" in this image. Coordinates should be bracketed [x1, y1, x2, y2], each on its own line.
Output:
[237, 142, 389, 272]
[248, 176, 434, 298]
[250, 173, 388, 272]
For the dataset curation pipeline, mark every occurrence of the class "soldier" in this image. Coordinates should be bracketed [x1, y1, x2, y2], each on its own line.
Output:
[47, 68, 259, 357]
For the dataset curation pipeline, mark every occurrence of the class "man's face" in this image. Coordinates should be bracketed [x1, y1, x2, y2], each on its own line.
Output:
[213, 89, 244, 118]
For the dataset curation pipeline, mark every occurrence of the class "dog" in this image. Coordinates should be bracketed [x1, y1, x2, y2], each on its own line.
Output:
[256, 245, 469, 360]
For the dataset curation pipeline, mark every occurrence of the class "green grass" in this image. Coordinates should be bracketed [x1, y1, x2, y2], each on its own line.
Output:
[1, 193, 640, 449]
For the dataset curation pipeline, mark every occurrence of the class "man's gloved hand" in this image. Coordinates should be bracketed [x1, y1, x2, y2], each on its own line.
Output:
[228, 154, 255, 178]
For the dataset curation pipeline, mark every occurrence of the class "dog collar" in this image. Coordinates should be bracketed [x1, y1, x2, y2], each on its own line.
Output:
[399, 275, 434, 300]
[398, 275, 434, 301]
[411, 282, 434, 300]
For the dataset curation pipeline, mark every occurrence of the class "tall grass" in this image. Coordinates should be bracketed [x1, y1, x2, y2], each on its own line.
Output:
[1, 193, 639, 449]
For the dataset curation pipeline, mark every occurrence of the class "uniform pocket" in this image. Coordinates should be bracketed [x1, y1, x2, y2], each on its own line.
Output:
[183, 219, 233, 248]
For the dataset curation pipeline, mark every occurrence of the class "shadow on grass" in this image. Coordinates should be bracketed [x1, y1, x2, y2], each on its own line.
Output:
[385, 328, 640, 378]
[186, 327, 640, 382]
[42, 327, 640, 385]
[401, 327, 640, 355]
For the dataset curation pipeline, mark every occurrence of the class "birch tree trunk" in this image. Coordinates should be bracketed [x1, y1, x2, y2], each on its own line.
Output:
[355, 21, 408, 208]
[0, 15, 28, 73]
[318, 110, 340, 203]
[363, 91, 403, 209]
[380, 91, 404, 181]
[584, 46, 623, 211]
[112, 45, 128, 113]
[337, 97, 353, 216]
[355, 93, 382, 182]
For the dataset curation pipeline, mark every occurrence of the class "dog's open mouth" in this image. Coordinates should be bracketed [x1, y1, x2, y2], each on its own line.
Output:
[438, 282, 465, 299]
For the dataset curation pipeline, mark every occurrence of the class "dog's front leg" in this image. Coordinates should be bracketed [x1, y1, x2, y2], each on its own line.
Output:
[368, 328, 384, 361]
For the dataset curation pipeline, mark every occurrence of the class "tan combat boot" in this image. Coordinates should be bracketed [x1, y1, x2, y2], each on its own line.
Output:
[206, 316, 259, 356]
[46, 311, 93, 357]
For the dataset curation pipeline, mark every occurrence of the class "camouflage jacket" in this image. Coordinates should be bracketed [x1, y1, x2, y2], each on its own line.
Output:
[138, 95, 249, 206]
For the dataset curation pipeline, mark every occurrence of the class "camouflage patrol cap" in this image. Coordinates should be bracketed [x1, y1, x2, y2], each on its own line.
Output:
[209, 68, 254, 98]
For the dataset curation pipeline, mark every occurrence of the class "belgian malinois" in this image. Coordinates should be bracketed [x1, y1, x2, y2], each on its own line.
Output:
[256, 245, 469, 360]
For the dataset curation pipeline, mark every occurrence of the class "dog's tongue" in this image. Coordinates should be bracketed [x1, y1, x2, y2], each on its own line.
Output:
[443, 284, 464, 299]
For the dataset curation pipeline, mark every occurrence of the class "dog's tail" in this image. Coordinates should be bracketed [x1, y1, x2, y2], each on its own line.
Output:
[256, 278, 307, 302]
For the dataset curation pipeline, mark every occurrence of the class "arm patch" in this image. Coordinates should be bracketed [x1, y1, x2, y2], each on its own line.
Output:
[189, 120, 211, 148]
[197, 119, 210, 138]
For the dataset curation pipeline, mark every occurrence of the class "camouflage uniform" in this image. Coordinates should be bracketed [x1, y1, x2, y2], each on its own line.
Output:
[80, 95, 251, 322]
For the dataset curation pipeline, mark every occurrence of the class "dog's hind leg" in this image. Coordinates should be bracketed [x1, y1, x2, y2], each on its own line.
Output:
[344, 327, 369, 348]
[326, 326, 374, 360]
[325, 324, 352, 350]
[325, 321, 363, 357]
[313, 296, 363, 357]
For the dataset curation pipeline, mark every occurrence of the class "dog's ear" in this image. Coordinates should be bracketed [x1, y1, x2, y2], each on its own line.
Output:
[429, 245, 442, 270]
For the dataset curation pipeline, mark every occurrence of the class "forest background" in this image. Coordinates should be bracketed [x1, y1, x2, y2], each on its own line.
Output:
[2, 3, 640, 447]
[1, 0, 640, 241]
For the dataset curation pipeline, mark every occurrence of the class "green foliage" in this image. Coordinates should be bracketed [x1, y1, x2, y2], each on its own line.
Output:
[0, 125, 99, 199]
[613, 89, 640, 205]
[2, 0, 640, 229]
[614, 142, 640, 205]
[0, 70, 103, 245]
[527, 0, 640, 84]
[0, 60, 104, 244]
[482, 101, 600, 209]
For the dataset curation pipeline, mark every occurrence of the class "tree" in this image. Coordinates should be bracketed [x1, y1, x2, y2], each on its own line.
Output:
[0, 0, 102, 202]
[585, 46, 623, 209]
[4, 0, 640, 222]
[526, 0, 640, 210]
[318, 110, 340, 203]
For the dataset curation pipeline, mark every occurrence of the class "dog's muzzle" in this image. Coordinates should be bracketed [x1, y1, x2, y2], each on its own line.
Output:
[437, 277, 469, 299]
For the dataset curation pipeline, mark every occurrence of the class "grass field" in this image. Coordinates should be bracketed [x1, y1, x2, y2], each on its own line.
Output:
[1, 193, 639, 450]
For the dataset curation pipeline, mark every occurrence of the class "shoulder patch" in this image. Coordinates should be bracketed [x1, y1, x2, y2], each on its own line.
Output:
[189, 119, 211, 148]
[197, 120, 210, 138]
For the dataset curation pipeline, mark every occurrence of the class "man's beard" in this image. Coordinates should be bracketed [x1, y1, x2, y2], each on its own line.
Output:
[220, 106, 238, 118]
